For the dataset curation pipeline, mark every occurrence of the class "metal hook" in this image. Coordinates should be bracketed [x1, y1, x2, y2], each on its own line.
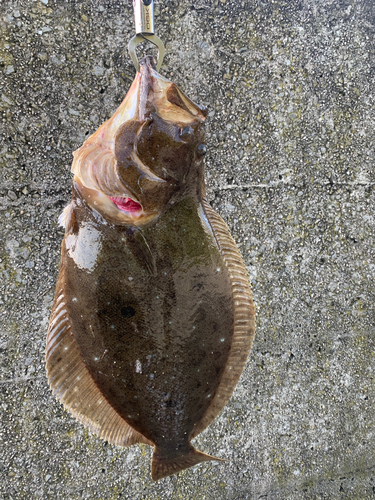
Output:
[128, 34, 165, 72]
[128, 0, 165, 72]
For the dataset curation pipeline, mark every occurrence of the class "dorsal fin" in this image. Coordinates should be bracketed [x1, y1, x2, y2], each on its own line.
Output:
[192, 198, 256, 438]
[46, 272, 152, 447]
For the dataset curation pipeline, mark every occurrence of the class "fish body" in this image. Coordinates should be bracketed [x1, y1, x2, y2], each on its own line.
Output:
[46, 57, 255, 481]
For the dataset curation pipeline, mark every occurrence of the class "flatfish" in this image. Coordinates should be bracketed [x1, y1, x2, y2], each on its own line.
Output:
[46, 56, 255, 481]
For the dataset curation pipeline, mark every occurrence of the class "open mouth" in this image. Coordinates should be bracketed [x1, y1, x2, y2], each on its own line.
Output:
[109, 197, 142, 214]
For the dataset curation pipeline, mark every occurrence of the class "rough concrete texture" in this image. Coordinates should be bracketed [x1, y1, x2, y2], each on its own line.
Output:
[0, 0, 374, 498]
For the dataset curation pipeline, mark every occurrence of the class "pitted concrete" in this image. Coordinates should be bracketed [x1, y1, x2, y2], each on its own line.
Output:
[0, 1, 374, 498]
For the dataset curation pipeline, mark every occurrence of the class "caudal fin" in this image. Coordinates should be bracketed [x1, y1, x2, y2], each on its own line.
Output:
[151, 445, 223, 481]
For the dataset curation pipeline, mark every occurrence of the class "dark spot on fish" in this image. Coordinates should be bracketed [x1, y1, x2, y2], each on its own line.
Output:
[179, 126, 193, 139]
[164, 400, 176, 408]
[195, 307, 206, 322]
[193, 282, 204, 291]
[197, 143, 207, 156]
[121, 306, 136, 318]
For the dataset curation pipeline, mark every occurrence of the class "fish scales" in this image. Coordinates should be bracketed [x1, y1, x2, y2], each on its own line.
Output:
[46, 56, 255, 481]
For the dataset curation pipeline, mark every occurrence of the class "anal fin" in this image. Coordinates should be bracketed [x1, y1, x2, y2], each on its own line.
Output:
[46, 277, 152, 448]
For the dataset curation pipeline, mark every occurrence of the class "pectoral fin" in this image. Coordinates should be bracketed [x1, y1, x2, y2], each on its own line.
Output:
[124, 228, 157, 276]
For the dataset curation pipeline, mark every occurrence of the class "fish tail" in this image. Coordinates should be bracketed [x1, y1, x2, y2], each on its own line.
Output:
[151, 445, 223, 481]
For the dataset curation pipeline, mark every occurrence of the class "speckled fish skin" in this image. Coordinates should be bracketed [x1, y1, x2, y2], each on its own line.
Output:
[46, 56, 255, 481]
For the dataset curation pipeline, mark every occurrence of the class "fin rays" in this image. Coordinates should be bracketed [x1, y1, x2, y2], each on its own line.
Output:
[192, 198, 256, 438]
[151, 445, 221, 481]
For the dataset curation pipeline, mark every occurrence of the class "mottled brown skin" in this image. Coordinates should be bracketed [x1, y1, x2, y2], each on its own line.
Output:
[62, 189, 233, 454]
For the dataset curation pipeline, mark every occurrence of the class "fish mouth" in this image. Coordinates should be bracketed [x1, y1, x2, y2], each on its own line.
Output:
[73, 177, 148, 225]
[109, 197, 143, 215]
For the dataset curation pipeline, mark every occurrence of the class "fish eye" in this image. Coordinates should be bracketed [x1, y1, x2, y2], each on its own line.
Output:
[121, 306, 136, 318]
[196, 143, 207, 156]
[179, 126, 193, 139]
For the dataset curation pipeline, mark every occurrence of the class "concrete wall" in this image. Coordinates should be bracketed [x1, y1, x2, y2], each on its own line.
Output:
[1, 0, 374, 498]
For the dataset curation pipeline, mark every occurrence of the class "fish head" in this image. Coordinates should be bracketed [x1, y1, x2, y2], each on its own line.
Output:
[71, 56, 207, 227]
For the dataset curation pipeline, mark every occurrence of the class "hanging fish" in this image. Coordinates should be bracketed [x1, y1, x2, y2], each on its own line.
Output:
[46, 56, 255, 481]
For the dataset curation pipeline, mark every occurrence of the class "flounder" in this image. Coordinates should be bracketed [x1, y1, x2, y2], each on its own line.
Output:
[46, 56, 255, 481]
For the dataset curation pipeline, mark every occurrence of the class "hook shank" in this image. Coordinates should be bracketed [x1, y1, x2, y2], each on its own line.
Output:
[129, 0, 165, 72]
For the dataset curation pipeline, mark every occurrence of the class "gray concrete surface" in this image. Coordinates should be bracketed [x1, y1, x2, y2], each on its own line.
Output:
[1, 0, 375, 498]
